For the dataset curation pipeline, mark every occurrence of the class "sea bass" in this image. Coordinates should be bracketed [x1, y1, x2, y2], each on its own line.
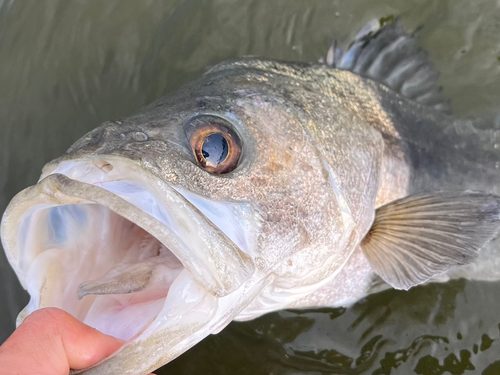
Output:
[2, 21, 500, 374]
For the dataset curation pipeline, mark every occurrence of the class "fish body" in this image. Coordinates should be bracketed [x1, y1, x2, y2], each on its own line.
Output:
[2, 22, 500, 374]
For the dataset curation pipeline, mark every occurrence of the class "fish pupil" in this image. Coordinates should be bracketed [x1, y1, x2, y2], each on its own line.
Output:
[202, 133, 229, 166]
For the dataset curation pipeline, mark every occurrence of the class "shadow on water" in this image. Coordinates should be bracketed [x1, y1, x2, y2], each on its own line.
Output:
[163, 280, 500, 374]
[0, 1, 500, 374]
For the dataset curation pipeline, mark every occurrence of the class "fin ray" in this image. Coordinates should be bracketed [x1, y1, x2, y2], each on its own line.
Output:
[327, 20, 450, 112]
[360, 191, 500, 290]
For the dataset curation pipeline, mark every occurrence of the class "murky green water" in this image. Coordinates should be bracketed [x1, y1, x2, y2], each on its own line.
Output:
[1, 1, 500, 374]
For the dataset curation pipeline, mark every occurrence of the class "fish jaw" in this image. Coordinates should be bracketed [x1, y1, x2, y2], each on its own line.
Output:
[1, 156, 266, 374]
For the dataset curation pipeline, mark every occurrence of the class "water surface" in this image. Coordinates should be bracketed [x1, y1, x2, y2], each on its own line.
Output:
[1, 1, 500, 374]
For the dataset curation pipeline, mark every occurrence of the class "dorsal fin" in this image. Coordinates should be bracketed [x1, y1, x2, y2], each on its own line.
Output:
[326, 19, 450, 112]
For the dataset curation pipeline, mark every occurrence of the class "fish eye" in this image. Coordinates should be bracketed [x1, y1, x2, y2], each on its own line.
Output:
[188, 120, 241, 174]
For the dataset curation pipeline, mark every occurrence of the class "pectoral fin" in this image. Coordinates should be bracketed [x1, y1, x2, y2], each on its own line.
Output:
[360, 191, 500, 290]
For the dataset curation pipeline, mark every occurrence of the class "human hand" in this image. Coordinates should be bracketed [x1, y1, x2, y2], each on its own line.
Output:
[0, 308, 126, 375]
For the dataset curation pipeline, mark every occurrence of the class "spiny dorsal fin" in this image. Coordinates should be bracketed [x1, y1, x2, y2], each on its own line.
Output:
[360, 191, 500, 290]
[326, 19, 450, 112]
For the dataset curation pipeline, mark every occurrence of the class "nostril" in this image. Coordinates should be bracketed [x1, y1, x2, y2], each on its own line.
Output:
[93, 160, 113, 172]
[90, 131, 103, 145]
[133, 131, 149, 141]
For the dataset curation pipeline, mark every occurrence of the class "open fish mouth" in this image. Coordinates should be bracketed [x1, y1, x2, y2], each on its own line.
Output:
[1, 156, 256, 372]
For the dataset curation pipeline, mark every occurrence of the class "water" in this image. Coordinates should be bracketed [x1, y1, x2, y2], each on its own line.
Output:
[1, 0, 500, 373]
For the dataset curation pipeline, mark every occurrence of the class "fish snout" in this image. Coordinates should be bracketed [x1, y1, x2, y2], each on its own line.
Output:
[66, 121, 138, 155]
[1, 154, 265, 374]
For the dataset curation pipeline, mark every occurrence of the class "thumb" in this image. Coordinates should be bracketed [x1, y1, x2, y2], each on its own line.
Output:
[0, 307, 124, 375]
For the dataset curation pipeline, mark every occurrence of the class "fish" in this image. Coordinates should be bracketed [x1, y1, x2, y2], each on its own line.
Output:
[2, 19, 500, 374]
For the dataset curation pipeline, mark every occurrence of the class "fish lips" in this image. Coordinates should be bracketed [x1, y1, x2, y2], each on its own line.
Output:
[1, 155, 263, 374]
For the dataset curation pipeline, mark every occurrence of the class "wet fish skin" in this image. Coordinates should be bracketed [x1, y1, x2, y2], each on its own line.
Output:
[13, 58, 385, 374]
[58, 55, 500, 308]
[39, 58, 390, 375]
[53, 60, 386, 290]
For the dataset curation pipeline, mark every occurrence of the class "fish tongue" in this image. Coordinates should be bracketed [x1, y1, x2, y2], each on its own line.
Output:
[77, 253, 183, 300]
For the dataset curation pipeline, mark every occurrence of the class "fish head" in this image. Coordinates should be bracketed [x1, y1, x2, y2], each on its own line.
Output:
[1, 58, 383, 374]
